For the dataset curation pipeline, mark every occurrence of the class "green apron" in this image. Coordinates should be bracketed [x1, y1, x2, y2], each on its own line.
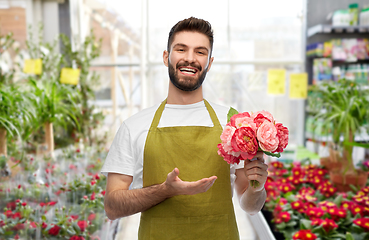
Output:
[138, 99, 239, 240]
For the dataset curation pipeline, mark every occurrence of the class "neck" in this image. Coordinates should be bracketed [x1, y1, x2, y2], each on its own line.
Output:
[167, 82, 203, 104]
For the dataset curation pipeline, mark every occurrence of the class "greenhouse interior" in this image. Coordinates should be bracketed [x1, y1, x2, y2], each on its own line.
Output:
[0, 0, 369, 239]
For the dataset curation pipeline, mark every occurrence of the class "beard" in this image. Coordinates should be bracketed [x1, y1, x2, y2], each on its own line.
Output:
[168, 60, 208, 92]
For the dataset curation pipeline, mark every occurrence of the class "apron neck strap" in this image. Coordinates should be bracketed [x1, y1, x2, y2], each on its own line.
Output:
[150, 99, 222, 129]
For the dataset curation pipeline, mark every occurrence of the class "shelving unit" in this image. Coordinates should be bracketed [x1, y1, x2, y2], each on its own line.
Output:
[304, 0, 369, 153]
[307, 24, 369, 37]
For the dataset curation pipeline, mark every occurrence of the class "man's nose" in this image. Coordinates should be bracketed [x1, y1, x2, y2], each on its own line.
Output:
[183, 50, 195, 62]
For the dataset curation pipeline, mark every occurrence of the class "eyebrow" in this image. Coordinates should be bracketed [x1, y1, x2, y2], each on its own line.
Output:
[172, 43, 209, 53]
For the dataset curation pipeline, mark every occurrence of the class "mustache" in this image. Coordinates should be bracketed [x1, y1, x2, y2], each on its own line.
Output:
[176, 61, 202, 72]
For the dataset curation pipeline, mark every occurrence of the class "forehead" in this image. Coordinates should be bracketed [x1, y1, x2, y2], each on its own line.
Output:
[170, 31, 211, 50]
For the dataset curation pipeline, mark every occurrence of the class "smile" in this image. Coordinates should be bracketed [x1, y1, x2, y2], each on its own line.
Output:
[178, 67, 198, 76]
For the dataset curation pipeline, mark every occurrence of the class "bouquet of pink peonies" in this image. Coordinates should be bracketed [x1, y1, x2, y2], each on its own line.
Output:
[217, 108, 289, 187]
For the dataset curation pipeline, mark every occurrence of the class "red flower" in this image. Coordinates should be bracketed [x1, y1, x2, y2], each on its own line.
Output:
[274, 123, 289, 153]
[353, 218, 369, 231]
[278, 183, 296, 193]
[271, 161, 284, 169]
[351, 204, 365, 217]
[91, 180, 96, 186]
[293, 229, 317, 240]
[5, 210, 13, 218]
[12, 212, 22, 219]
[17, 184, 21, 189]
[6, 201, 16, 210]
[70, 236, 85, 240]
[78, 220, 88, 232]
[69, 215, 79, 222]
[217, 143, 240, 164]
[311, 218, 324, 226]
[94, 173, 100, 180]
[231, 127, 258, 159]
[305, 207, 324, 219]
[48, 225, 61, 236]
[322, 218, 338, 232]
[13, 223, 25, 231]
[30, 222, 37, 228]
[90, 192, 96, 200]
[291, 201, 305, 213]
[42, 222, 48, 229]
[21, 202, 27, 207]
[275, 211, 291, 224]
[48, 201, 57, 206]
[101, 190, 106, 196]
[88, 213, 96, 221]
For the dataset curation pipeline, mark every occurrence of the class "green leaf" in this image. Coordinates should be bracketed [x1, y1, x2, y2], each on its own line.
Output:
[346, 232, 355, 240]
[333, 194, 343, 206]
[286, 221, 297, 227]
[263, 151, 281, 158]
[300, 219, 312, 229]
[227, 107, 239, 123]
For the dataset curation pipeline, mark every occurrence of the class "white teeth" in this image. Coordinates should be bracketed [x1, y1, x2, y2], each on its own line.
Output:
[180, 67, 196, 73]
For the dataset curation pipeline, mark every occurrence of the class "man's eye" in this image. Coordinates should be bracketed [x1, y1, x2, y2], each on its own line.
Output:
[198, 51, 204, 55]
[177, 49, 184, 52]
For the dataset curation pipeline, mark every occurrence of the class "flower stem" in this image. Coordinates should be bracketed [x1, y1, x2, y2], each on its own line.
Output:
[251, 180, 260, 188]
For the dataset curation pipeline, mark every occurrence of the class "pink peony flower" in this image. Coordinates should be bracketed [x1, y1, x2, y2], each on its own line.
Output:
[234, 116, 257, 132]
[252, 111, 274, 127]
[231, 127, 258, 159]
[274, 123, 289, 153]
[217, 144, 240, 164]
[229, 112, 251, 127]
[257, 121, 279, 152]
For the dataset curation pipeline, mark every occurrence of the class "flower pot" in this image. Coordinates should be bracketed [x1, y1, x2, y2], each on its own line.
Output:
[329, 170, 368, 192]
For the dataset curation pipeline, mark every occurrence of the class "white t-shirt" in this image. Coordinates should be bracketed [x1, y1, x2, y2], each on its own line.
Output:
[101, 100, 244, 191]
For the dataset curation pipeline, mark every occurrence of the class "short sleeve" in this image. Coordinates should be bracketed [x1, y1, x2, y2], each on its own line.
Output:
[101, 123, 135, 176]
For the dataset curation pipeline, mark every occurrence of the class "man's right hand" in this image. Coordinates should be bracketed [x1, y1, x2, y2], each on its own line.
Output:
[104, 169, 217, 220]
[164, 168, 217, 197]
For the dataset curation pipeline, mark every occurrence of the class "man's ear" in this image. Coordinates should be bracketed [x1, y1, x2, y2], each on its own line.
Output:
[207, 56, 214, 72]
[163, 50, 169, 67]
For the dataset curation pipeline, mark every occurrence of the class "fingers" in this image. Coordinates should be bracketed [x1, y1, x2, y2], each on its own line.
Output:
[167, 168, 179, 181]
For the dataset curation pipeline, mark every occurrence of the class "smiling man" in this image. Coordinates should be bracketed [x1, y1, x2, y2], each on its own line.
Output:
[101, 17, 268, 240]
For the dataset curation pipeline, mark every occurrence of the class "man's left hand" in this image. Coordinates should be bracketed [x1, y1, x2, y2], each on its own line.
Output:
[243, 151, 268, 192]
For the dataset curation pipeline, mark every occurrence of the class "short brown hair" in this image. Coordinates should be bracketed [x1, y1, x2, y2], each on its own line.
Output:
[167, 17, 214, 55]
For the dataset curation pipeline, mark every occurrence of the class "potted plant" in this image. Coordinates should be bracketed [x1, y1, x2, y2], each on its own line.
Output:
[24, 26, 81, 156]
[311, 79, 369, 191]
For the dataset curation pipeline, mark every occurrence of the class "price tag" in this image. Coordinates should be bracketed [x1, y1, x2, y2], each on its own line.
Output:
[23, 59, 42, 75]
[267, 69, 286, 95]
[289, 73, 308, 99]
[60, 68, 80, 85]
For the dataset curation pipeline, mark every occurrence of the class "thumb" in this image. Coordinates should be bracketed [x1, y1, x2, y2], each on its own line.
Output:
[167, 168, 179, 180]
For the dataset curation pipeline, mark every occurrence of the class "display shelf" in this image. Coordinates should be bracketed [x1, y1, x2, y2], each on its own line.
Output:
[305, 131, 369, 143]
[307, 24, 369, 38]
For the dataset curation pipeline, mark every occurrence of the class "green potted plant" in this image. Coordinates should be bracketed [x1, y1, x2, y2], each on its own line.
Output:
[24, 25, 81, 156]
[311, 79, 369, 191]
[60, 31, 103, 146]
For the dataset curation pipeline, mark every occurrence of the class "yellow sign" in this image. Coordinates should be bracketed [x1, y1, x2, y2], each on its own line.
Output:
[60, 68, 80, 85]
[267, 69, 286, 95]
[23, 59, 42, 75]
[289, 73, 308, 99]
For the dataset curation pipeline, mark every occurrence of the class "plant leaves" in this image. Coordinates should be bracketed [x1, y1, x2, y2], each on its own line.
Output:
[227, 107, 239, 123]
[263, 151, 281, 158]
[345, 232, 355, 240]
